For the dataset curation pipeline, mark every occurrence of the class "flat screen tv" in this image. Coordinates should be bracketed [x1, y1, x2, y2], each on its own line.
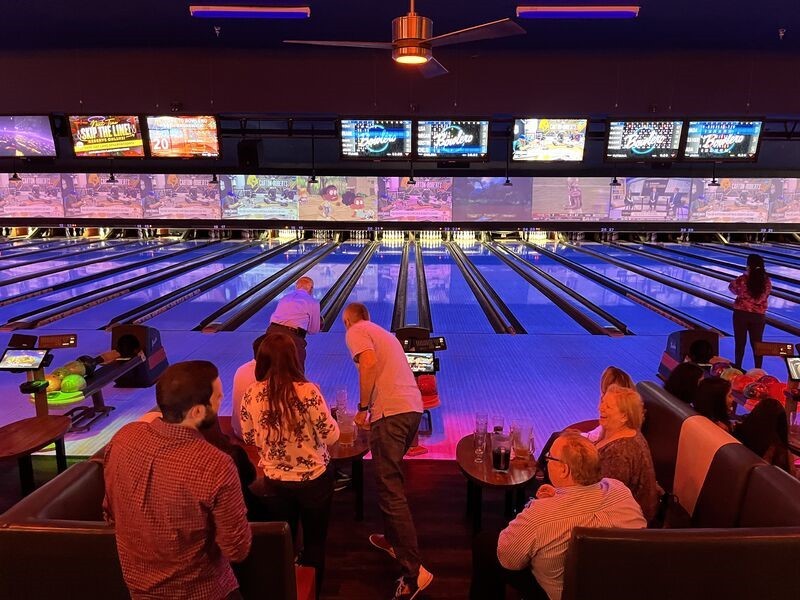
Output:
[606, 120, 683, 161]
[512, 118, 587, 161]
[69, 115, 144, 158]
[416, 120, 489, 159]
[146, 115, 220, 158]
[683, 120, 762, 161]
[0, 116, 57, 157]
[340, 119, 412, 159]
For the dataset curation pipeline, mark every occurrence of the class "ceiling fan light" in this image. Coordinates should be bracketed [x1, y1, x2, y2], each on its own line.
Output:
[393, 46, 431, 64]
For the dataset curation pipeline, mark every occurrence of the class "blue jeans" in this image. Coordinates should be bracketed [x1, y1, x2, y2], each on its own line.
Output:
[369, 412, 422, 579]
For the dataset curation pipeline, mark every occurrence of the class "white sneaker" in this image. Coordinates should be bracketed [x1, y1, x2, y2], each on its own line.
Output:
[391, 566, 433, 600]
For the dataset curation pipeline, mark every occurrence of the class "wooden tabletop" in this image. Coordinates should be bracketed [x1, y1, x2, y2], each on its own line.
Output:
[0, 416, 71, 460]
[456, 433, 537, 489]
[329, 429, 370, 461]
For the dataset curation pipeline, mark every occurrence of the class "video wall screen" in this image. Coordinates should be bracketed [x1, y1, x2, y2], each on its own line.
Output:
[69, 115, 144, 158]
[512, 119, 587, 162]
[0, 173, 64, 218]
[606, 120, 683, 161]
[0, 116, 57, 158]
[532, 178, 611, 221]
[608, 178, 692, 221]
[683, 120, 762, 161]
[378, 177, 452, 222]
[146, 116, 220, 158]
[340, 120, 412, 159]
[61, 173, 144, 219]
[417, 120, 489, 159]
[768, 178, 800, 223]
[221, 175, 299, 220]
[301, 176, 377, 221]
[689, 178, 772, 222]
[452, 177, 533, 221]
[142, 174, 222, 220]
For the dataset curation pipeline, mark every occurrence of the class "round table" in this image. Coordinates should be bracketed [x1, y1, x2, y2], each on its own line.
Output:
[329, 429, 370, 521]
[456, 433, 538, 532]
[0, 416, 71, 495]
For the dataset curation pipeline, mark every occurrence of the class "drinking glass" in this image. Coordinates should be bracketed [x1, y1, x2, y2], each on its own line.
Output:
[491, 433, 511, 471]
[334, 388, 348, 419]
[491, 415, 505, 435]
[511, 422, 534, 461]
[474, 431, 486, 463]
[475, 412, 488, 434]
[337, 409, 356, 446]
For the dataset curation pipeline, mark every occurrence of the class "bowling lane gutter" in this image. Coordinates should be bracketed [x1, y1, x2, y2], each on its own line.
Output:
[445, 242, 523, 334]
[0, 237, 98, 258]
[568, 243, 800, 338]
[525, 241, 727, 336]
[486, 242, 623, 336]
[199, 242, 338, 332]
[102, 239, 301, 329]
[0, 239, 144, 270]
[320, 242, 380, 332]
[390, 241, 411, 332]
[695, 243, 800, 270]
[0, 240, 212, 308]
[718, 242, 800, 264]
[415, 242, 433, 332]
[611, 242, 800, 303]
[0, 242, 256, 331]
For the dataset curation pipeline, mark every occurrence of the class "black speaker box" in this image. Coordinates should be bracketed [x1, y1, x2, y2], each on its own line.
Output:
[237, 139, 262, 169]
[110, 325, 169, 387]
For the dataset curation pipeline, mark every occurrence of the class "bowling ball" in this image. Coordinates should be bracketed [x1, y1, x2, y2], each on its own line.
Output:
[710, 362, 731, 377]
[63, 361, 87, 377]
[417, 374, 437, 396]
[44, 373, 62, 392]
[766, 381, 787, 403]
[758, 375, 780, 386]
[720, 367, 743, 382]
[743, 382, 768, 399]
[731, 374, 755, 393]
[60, 374, 86, 394]
[746, 368, 767, 380]
[76, 355, 97, 377]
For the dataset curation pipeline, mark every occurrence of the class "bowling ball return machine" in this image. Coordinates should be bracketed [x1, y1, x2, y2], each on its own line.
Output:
[396, 326, 447, 436]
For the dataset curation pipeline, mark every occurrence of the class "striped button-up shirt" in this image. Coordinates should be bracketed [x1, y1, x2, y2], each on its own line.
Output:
[497, 478, 646, 600]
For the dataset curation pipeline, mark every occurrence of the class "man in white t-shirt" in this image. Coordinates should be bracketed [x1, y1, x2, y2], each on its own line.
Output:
[229, 334, 265, 440]
[343, 303, 431, 600]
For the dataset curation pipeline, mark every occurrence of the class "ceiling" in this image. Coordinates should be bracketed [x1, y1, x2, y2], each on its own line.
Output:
[5, 1, 800, 53]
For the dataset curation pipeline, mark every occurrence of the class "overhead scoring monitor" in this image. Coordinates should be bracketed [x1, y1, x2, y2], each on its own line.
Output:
[146, 115, 220, 158]
[416, 120, 489, 159]
[606, 120, 684, 161]
[0, 116, 57, 158]
[341, 119, 412, 159]
[683, 120, 763, 161]
[512, 118, 587, 162]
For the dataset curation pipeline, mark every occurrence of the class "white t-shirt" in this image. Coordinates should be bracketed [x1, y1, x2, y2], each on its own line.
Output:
[345, 320, 422, 422]
[230, 359, 256, 440]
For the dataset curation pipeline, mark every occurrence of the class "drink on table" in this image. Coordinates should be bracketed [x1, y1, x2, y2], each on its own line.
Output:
[492, 433, 511, 471]
[474, 412, 488, 463]
[511, 422, 534, 461]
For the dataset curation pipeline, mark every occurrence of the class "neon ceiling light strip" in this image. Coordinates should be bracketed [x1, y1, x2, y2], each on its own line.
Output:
[189, 5, 311, 19]
[516, 5, 640, 19]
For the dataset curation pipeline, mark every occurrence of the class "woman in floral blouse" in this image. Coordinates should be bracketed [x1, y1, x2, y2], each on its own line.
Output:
[728, 254, 772, 369]
[240, 332, 339, 593]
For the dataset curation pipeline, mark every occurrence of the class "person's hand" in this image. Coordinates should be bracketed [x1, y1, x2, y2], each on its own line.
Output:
[355, 411, 370, 430]
[536, 484, 556, 499]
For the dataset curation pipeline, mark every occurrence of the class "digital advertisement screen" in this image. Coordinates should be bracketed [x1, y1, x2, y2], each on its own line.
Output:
[512, 118, 587, 162]
[405, 352, 435, 374]
[61, 173, 144, 219]
[606, 120, 683, 161]
[146, 115, 219, 158]
[608, 177, 692, 221]
[417, 120, 489, 159]
[69, 115, 144, 158]
[220, 175, 299, 220]
[0, 116, 57, 157]
[300, 176, 378, 221]
[452, 177, 533, 222]
[531, 178, 611, 221]
[0, 173, 64, 218]
[689, 178, 771, 223]
[378, 177, 452, 222]
[340, 120, 412, 159]
[142, 174, 222, 220]
[767, 179, 800, 223]
[0, 348, 48, 370]
[683, 120, 762, 160]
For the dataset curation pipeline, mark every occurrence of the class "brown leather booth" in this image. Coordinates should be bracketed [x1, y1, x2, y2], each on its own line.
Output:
[0, 460, 313, 600]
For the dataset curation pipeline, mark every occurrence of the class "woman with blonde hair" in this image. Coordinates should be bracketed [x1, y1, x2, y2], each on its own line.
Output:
[600, 366, 635, 394]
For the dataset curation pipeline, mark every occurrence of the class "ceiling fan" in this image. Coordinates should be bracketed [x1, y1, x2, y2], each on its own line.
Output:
[283, 0, 526, 78]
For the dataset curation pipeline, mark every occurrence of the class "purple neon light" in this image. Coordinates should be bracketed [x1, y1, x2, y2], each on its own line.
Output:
[189, 5, 310, 19]
[516, 5, 640, 19]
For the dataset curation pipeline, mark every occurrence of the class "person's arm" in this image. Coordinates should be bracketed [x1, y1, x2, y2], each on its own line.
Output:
[497, 511, 536, 570]
[212, 457, 253, 563]
[307, 300, 321, 334]
[239, 386, 257, 446]
[356, 349, 378, 409]
[728, 274, 746, 295]
[305, 383, 340, 445]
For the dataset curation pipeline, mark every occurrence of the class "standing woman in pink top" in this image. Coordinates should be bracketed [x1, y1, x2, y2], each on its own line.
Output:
[728, 254, 772, 369]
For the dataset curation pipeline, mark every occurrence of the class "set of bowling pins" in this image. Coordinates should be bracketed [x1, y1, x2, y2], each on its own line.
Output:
[417, 231, 441, 243]
[277, 229, 301, 241]
[451, 230, 476, 243]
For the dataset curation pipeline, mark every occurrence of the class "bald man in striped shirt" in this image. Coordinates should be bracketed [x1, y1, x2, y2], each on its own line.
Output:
[470, 432, 646, 600]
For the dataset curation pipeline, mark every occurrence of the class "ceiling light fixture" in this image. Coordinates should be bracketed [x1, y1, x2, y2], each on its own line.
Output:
[708, 162, 721, 187]
[209, 173, 219, 186]
[504, 128, 513, 186]
[516, 5, 640, 19]
[610, 176, 622, 187]
[9, 172, 21, 182]
[189, 5, 311, 19]
[408, 161, 416, 185]
[309, 124, 318, 184]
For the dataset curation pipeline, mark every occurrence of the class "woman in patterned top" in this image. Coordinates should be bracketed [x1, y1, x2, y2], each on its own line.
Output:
[729, 254, 772, 369]
[240, 332, 339, 594]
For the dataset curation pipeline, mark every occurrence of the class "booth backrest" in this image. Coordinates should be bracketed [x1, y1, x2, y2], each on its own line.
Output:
[739, 464, 800, 527]
[562, 526, 800, 600]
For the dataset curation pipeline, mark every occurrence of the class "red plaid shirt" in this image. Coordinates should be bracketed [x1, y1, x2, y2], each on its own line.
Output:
[103, 419, 251, 599]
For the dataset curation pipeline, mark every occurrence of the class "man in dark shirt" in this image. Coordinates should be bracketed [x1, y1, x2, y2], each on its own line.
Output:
[103, 360, 252, 599]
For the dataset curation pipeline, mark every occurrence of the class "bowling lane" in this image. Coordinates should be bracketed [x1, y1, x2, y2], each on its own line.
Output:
[0, 238, 91, 257]
[0, 241, 210, 299]
[511, 243, 680, 335]
[582, 244, 797, 336]
[35, 243, 269, 331]
[148, 242, 320, 331]
[241, 242, 368, 333]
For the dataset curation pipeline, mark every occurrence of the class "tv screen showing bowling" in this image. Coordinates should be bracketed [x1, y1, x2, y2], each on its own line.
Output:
[512, 118, 587, 162]
[606, 120, 683, 161]
[340, 119, 412, 159]
[69, 115, 145, 158]
[416, 120, 489, 159]
[683, 120, 763, 161]
[146, 115, 220, 158]
[0, 115, 57, 157]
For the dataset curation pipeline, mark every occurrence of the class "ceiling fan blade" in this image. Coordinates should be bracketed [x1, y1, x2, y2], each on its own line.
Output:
[283, 40, 393, 50]
[419, 57, 449, 78]
[427, 18, 526, 48]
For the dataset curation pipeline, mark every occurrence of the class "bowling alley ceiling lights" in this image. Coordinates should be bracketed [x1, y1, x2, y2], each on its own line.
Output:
[189, 5, 311, 19]
[515, 5, 640, 19]
[283, 0, 526, 78]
